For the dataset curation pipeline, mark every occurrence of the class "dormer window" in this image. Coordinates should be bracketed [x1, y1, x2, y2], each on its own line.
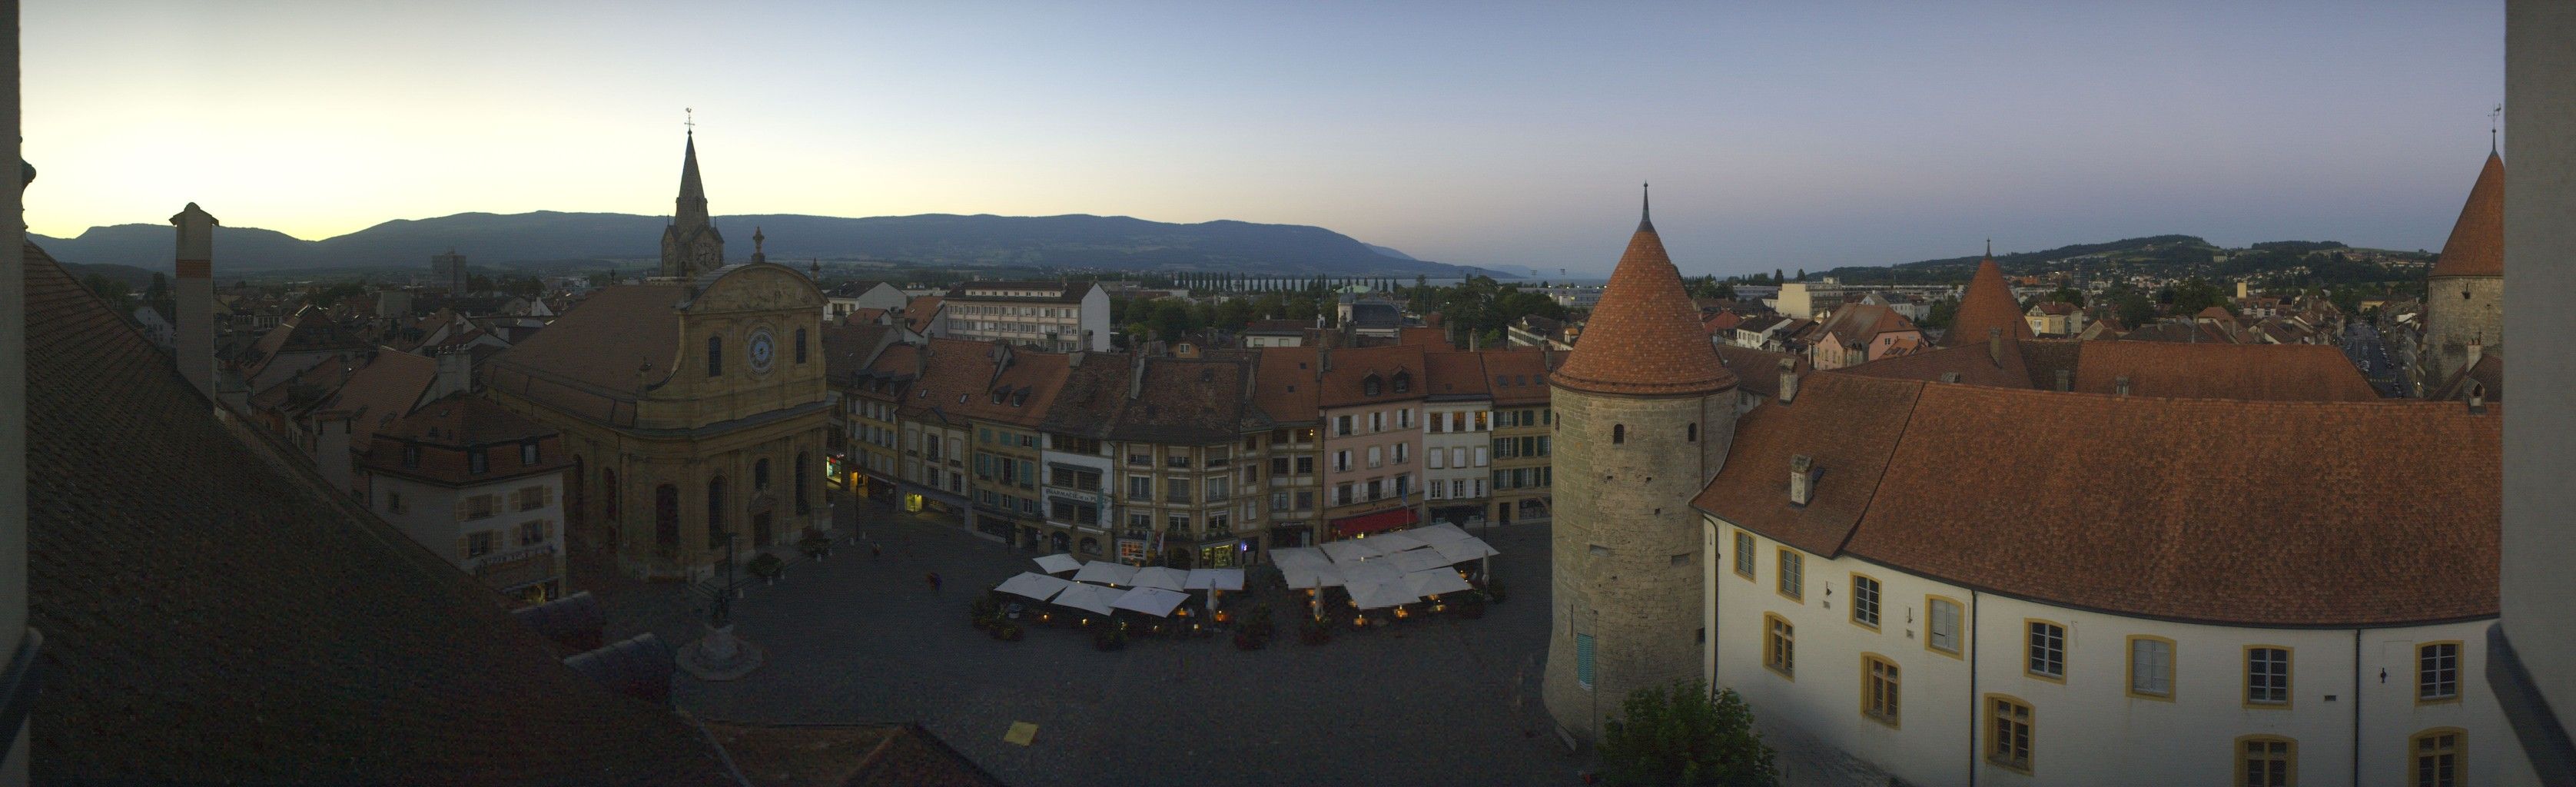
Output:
[401, 443, 420, 468]
[1363, 374, 1383, 397]
[468, 447, 489, 474]
[521, 441, 539, 464]
[1393, 372, 1412, 393]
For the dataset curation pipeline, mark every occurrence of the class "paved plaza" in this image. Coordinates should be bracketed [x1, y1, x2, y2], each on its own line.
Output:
[585, 502, 1584, 786]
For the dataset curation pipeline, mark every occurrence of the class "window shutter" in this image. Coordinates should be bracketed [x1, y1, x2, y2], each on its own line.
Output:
[1575, 633, 1596, 689]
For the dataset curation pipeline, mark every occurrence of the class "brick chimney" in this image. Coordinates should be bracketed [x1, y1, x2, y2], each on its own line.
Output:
[1777, 357, 1800, 404]
[2467, 340, 2484, 368]
[1987, 327, 2003, 366]
[2115, 375, 2132, 396]
[171, 203, 218, 399]
[2469, 384, 2488, 415]
[429, 349, 473, 400]
[1788, 454, 1814, 505]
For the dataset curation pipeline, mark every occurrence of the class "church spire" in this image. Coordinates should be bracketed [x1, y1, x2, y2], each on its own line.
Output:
[659, 115, 725, 277]
[676, 127, 709, 230]
[1638, 182, 1653, 233]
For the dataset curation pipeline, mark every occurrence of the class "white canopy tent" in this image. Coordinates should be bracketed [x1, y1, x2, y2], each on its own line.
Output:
[1071, 561, 1140, 587]
[1032, 553, 1083, 575]
[1346, 579, 1421, 610]
[1130, 566, 1190, 591]
[1051, 583, 1124, 616]
[1269, 546, 1329, 569]
[1110, 586, 1193, 617]
[1405, 567, 1476, 597]
[1184, 568, 1246, 591]
[993, 572, 1074, 603]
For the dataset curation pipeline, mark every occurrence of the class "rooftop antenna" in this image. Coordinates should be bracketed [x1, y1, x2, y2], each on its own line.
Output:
[2491, 105, 2503, 153]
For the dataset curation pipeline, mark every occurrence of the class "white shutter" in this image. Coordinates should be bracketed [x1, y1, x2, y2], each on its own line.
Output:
[1472, 447, 1488, 467]
[1427, 450, 1444, 469]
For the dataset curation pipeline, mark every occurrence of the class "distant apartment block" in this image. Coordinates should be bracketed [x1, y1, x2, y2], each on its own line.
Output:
[941, 281, 1110, 352]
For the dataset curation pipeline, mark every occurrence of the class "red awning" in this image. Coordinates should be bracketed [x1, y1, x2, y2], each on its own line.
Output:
[1329, 507, 1419, 538]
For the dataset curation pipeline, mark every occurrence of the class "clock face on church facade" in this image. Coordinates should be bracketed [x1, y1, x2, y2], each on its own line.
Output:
[747, 328, 776, 374]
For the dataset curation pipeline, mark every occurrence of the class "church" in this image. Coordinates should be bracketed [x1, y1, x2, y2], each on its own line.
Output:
[483, 131, 831, 579]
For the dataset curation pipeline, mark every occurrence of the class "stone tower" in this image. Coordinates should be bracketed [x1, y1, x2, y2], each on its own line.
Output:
[2419, 151, 2504, 391]
[659, 130, 725, 278]
[1542, 189, 1739, 741]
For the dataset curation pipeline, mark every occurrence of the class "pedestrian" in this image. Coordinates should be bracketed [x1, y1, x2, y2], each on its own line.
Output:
[871, 542, 883, 560]
[927, 572, 942, 593]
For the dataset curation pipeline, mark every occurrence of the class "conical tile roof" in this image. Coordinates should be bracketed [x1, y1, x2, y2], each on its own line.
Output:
[1942, 257, 2033, 347]
[1552, 193, 1735, 397]
[2430, 151, 2503, 278]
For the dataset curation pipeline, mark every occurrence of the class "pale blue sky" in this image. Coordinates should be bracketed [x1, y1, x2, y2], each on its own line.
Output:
[25, 2, 2501, 275]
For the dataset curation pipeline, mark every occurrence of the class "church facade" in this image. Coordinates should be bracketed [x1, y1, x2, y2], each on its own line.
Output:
[483, 131, 830, 579]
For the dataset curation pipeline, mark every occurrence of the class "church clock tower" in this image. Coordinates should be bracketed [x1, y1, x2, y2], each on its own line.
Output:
[659, 128, 726, 278]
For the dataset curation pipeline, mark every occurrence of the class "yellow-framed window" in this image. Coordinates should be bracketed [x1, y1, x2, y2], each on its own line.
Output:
[1985, 694, 2033, 773]
[1776, 549, 1803, 602]
[2246, 646, 2292, 708]
[2126, 635, 2175, 700]
[1764, 613, 1795, 679]
[1861, 654, 1900, 728]
[2236, 736, 2295, 787]
[2409, 728, 2463, 787]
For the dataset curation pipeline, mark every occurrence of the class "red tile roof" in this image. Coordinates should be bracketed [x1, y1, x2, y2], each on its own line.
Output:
[483, 283, 686, 424]
[1253, 346, 1323, 423]
[1316, 344, 1427, 408]
[904, 296, 946, 334]
[1696, 374, 2498, 626]
[1422, 350, 1492, 398]
[1552, 214, 1735, 396]
[2066, 342, 2377, 401]
[1479, 347, 1556, 406]
[1396, 326, 1452, 347]
[1943, 257, 2033, 347]
[2430, 151, 2505, 278]
[1714, 344, 1811, 399]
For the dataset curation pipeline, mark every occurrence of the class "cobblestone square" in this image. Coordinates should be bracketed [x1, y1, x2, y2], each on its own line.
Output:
[588, 501, 1580, 787]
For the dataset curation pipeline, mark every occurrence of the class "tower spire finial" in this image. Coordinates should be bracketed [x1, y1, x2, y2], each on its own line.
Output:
[1637, 182, 1654, 232]
[685, 107, 694, 137]
[2491, 105, 2502, 154]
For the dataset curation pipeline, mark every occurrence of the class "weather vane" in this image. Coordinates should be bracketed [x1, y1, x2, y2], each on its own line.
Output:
[2491, 105, 2502, 151]
[686, 107, 695, 133]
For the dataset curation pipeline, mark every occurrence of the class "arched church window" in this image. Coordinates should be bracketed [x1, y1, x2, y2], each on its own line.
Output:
[1613, 424, 1625, 444]
[707, 335, 724, 377]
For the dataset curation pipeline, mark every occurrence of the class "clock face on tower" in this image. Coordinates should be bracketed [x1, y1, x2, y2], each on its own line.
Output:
[747, 329, 776, 374]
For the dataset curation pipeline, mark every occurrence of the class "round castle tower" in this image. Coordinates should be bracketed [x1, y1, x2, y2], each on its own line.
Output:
[2421, 150, 2504, 390]
[1542, 190, 1739, 740]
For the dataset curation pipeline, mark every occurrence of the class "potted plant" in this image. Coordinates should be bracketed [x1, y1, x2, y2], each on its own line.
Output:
[748, 553, 785, 585]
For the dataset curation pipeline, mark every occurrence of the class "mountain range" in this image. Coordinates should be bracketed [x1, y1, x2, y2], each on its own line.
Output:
[29, 211, 1506, 278]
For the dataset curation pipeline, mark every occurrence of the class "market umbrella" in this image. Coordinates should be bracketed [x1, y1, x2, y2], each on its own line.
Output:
[1130, 566, 1190, 591]
[1433, 538, 1499, 564]
[1409, 523, 1472, 545]
[1339, 560, 1405, 586]
[994, 572, 1074, 603]
[1389, 548, 1452, 573]
[1282, 563, 1345, 589]
[1321, 540, 1381, 564]
[1405, 568, 1475, 597]
[1346, 579, 1421, 610]
[1071, 561, 1140, 586]
[1033, 553, 1083, 575]
[1051, 583, 1123, 616]
[1110, 586, 1192, 617]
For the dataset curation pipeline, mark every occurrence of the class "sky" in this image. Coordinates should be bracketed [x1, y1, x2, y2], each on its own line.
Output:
[25, 2, 2502, 277]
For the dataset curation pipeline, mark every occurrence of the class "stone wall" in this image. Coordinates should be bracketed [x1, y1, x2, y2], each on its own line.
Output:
[2423, 274, 2503, 384]
[1542, 384, 1733, 739]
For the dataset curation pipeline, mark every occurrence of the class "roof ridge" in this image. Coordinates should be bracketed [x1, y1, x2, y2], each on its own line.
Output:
[1830, 377, 1928, 556]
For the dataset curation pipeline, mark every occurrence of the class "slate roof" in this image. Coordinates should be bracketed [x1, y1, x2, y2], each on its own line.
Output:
[22, 242, 742, 784]
[1551, 210, 1735, 397]
[1695, 374, 2499, 626]
[2429, 151, 2505, 278]
[482, 282, 687, 424]
[1943, 257, 2034, 347]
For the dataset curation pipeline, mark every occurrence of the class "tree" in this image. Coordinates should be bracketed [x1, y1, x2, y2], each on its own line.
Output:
[1794, 268, 1806, 282]
[1921, 297, 1958, 330]
[1774, 269, 1784, 285]
[466, 274, 494, 294]
[2113, 289, 2158, 327]
[2049, 287, 2084, 307]
[1598, 680, 1776, 787]
[1213, 298, 1255, 333]
[80, 274, 134, 314]
[1151, 300, 1195, 341]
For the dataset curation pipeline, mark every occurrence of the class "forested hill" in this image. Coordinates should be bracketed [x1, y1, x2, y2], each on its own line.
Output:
[30, 211, 1505, 278]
